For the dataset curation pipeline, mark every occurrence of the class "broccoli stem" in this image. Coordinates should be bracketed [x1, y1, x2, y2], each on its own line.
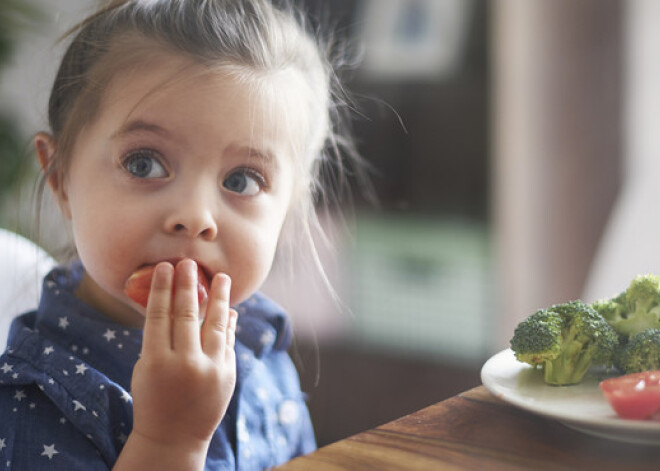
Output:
[543, 337, 593, 386]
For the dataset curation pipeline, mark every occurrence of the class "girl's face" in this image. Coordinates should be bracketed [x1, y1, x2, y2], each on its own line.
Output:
[41, 52, 299, 326]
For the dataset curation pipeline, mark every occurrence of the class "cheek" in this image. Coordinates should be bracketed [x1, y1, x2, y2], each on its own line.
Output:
[67, 185, 146, 294]
[71, 218, 134, 293]
[226, 220, 283, 305]
[69, 189, 121, 256]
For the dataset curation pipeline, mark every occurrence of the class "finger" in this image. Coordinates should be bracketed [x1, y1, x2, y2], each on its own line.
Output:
[201, 273, 231, 358]
[142, 262, 174, 354]
[172, 259, 202, 352]
[226, 308, 238, 352]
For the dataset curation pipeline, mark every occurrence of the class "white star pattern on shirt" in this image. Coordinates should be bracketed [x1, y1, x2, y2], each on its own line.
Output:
[103, 329, 116, 342]
[41, 444, 59, 460]
[260, 330, 275, 346]
[75, 363, 88, 375]
[0, 363, 13, 374]
[13, 390, 26, 402]
[0, 438, 6, 451]
[58, 317, 69, 329]
[237, 415, 250, 442]
[72, 400, 86, 412]
[43, 346, 54, 355]
[278, 400, 300, 425]
[256, 388, 269, 401]
[121, 390, 132, 403]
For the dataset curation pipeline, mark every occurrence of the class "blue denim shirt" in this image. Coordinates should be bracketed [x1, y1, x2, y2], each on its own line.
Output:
[0, 263, 315, 470]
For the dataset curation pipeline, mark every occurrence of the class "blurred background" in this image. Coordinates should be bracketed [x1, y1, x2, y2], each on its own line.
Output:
[2, 0, 659, 447]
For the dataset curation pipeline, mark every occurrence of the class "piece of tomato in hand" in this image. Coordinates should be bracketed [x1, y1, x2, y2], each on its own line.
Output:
[124, 264, 210, 309]
[600, 371, 660, 421]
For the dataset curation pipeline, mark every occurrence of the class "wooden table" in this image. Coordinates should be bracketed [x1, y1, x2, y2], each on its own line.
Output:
[275, 386, 660, 470]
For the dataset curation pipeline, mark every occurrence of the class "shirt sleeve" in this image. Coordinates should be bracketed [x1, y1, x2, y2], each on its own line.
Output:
[0, 384, 110, 470]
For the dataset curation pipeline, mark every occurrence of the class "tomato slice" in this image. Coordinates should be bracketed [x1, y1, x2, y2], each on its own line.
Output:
[600, 371, 660, 420]
[124, 264, 210, 309]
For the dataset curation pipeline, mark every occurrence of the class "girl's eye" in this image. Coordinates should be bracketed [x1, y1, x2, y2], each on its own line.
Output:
[122, 151, 168, 179]
[223, 169, 264, 196]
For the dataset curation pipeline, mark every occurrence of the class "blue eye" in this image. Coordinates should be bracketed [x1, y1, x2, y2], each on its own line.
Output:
[123, 151, 167, 179]
[223, 169, 263, 196]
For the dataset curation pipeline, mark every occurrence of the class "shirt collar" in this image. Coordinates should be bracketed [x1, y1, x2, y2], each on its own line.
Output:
[231, 293, 293, 384]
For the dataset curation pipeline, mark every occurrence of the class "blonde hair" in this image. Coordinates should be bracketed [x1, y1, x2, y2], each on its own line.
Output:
[41, 0, 366, 291]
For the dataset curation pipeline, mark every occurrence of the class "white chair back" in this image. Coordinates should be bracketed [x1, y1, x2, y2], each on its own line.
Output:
[0, 229, 56, 349]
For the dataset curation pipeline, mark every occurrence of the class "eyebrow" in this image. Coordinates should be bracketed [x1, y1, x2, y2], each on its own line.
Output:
[111, 119, 171, 140]
[236, 145, 275, 164]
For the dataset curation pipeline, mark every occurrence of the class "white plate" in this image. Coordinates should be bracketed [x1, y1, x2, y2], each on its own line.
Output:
[481, 349, 660, 446]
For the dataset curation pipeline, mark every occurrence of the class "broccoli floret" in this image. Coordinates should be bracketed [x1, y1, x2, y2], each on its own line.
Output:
[614, 329, 660, 373]
[510, 309, 562, 366]
[595, 274, 660, 339]
[510, 301, 619, 386]
[591, 291, 627, 326]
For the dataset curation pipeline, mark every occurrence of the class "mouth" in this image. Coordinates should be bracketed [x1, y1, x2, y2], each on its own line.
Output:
[126, 257, 213, 310]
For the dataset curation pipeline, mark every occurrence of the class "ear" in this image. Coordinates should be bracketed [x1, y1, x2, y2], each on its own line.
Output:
[34, 132, 72, 219]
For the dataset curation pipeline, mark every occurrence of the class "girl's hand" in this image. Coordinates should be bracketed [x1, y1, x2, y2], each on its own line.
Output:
[114, 259, 237, 470]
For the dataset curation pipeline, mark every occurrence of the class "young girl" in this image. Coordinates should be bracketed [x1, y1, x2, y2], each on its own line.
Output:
[0, 0, 357, 469]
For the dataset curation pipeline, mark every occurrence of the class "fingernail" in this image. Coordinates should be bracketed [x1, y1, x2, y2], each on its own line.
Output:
[229, 308, 238, 326]
[179, 258, 196, 278]
[214, 272, 229, 287]
[154, 262, 173, 276]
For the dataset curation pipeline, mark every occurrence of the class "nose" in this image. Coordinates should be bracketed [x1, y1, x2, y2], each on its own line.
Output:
[164, 190, 218, 241]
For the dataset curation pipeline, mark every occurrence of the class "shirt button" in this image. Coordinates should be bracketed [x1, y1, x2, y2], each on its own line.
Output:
[278, 400, 299, 425]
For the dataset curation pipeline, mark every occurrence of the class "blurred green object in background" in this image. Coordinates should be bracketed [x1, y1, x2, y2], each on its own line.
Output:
[0, 0, 42, 63]
[0, 0, 42, 211]
[0, 115, 25, 196]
